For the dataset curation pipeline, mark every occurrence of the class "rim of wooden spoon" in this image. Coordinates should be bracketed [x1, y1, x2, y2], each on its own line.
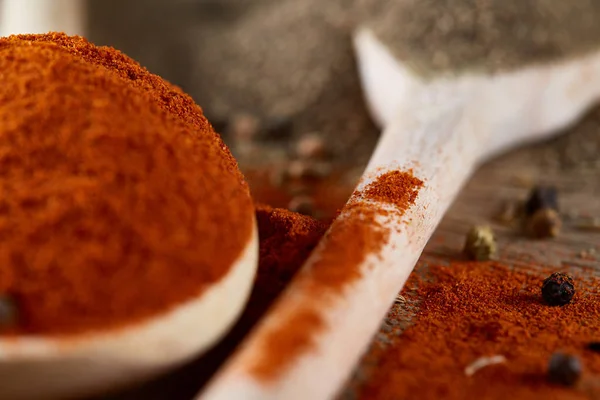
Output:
[0, 221, 258, 400]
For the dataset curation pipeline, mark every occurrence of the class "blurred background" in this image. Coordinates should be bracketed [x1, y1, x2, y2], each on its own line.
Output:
[0, 0, 387, 220]
[3, 0, 599, 221]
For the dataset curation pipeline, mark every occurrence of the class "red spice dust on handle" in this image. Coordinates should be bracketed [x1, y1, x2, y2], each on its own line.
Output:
[199, 100, 476, 400]
[199, 28, 600, 400]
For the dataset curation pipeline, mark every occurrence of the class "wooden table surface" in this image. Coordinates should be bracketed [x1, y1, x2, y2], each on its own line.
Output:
[341, 105, 600, 398]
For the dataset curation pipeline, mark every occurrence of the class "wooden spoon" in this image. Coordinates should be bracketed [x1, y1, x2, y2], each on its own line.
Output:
[0, 227, 258, 400]
[0, 21, 259, 398]
[199, 26, 600, 400]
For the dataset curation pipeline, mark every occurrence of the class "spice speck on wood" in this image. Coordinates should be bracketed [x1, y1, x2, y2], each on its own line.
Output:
[463, 225, 497, 261]
[547, 353, 582, 386]
[541, 272, 575, 306]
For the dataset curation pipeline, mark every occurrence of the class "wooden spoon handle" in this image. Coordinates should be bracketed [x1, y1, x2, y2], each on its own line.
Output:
[199, 100, 478, 400]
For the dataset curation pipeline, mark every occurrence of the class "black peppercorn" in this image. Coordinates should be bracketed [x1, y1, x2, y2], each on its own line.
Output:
[586, 342, 600, 353]
[547, 353, 582, 386]
[541, 272, 575, 306]
[524, 186, 562, 238]
[525, 186, 558, 216]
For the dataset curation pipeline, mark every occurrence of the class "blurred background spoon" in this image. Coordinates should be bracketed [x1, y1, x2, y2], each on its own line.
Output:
[0, 0, 85, 37]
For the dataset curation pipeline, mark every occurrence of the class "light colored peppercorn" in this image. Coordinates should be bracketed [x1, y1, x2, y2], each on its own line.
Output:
[463, 225, 497, 261]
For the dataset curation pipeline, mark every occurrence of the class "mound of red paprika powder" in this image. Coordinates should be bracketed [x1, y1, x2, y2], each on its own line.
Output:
[0, 33, 254, 335]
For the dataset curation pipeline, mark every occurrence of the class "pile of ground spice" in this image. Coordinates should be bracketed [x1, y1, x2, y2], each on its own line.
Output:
[100, 205, 327, 399]
[0, 33, 254, 335]
[253, 205, 330, 297]
[357, 170, 424, 212]
[372, 0, 600, 77]
[358, 262, 600, 399]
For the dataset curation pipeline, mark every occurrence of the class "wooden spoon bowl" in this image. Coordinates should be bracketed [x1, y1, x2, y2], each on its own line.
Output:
[0, 230, 258, 400]
[0, 32, 260, 400]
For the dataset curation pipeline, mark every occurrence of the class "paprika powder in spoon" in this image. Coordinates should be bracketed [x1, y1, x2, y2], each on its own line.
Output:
[0, 33, 258, 400]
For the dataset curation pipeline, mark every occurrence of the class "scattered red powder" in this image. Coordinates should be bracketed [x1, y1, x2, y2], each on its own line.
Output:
[358, 170, 424, 212]
[359, 262, 600, 400]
